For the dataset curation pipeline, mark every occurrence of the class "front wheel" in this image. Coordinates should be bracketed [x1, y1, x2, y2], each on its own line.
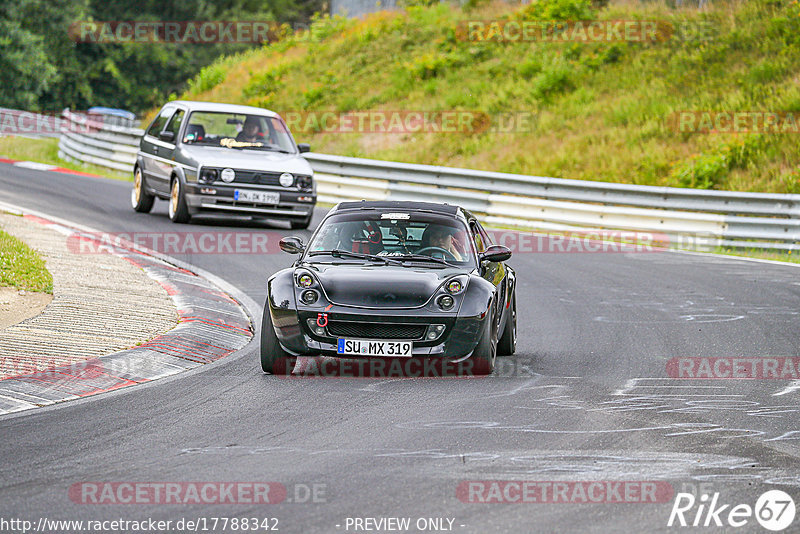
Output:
[168, 177, 191, 224]
[260, 302, 296, 374]
[498, 293, 516, 356]
[131, 167, 155, 213]
[464, 319, 496, 376]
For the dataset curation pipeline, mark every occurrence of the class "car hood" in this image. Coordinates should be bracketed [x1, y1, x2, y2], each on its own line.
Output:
[303, 263, 464, 308]
[179, 145, 313, 175]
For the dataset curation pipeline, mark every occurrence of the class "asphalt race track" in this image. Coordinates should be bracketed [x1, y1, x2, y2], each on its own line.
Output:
[1, 163, 799, 533]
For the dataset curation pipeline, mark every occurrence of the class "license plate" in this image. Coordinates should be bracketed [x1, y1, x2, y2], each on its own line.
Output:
[337, 338, 413, 357]
[234, 189, 280, 204]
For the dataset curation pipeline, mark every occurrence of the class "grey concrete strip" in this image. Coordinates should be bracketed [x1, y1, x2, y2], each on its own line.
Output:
[0, 210, 254, 415]
[0, 213, 177, 377]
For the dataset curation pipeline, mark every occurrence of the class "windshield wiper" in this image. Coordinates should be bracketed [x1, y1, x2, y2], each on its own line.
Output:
[393, 254, 457, 267]
[308, 249, 402, 265]
[242, 144, 292, 153]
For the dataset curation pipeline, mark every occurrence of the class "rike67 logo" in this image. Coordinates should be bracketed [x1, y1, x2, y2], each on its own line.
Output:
[668, 489, 796, 531]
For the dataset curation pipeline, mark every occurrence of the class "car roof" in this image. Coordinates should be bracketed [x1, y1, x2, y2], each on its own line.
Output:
[167, 100, 279, 118]
[333, 200, 461, 216]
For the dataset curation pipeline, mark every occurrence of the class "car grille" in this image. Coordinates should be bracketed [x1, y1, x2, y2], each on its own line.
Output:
[327, 321, 427, 340]
[230, 170, 285, 187]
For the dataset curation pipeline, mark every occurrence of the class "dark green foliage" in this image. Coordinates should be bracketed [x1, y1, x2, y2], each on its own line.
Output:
[0, 0, 325, 113]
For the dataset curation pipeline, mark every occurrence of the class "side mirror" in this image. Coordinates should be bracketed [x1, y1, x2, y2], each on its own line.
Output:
[479, 244, 512, 263]
[159, 131, 175, 142]
[279, 236, 305, 254]
[297, 143, 311, 153]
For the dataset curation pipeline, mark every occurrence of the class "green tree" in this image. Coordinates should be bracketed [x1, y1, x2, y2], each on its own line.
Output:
[0, 2, 58, 110]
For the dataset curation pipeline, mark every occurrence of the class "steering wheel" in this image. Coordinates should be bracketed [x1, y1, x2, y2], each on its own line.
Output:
[416, 246, 458, 261]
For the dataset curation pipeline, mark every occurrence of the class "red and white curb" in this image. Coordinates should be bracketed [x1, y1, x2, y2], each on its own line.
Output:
[0, 156, 103, 177]
[0, 207, 255, 415]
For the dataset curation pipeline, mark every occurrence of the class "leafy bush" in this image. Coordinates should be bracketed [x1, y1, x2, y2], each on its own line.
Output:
[242, 65, 287, 99]
[307, 13, 352, 42]
[187, 64, 227, 94]
[671, 136, 766, 189]
[531, 58, 575, 101]
[516, 0, 595, 22]
[672, 152, 729, 189]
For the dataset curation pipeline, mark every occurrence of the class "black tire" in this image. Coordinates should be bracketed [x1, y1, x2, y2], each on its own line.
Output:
[168, 177, 191, 224]
[131, 167, 155, 213]
[260, 301, 296, 374]
[498, 292, 517, 356]
[290, 212, 313, 230]
[464, 318, 496, 376]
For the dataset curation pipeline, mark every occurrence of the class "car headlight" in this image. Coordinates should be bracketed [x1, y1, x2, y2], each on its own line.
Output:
[199, 168, 218, 183]
[296, 175, 313, 191]
[437, 295, 454, 310]
[297, 273, 314, 288]
[279, 173, 294, 187]
[445, 275, 468, 295]
[301, 289, 319, 304]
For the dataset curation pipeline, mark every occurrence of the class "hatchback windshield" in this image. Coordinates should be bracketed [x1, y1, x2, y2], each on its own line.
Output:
[182, 111, 296, 153]
[305, 211, 476, 268]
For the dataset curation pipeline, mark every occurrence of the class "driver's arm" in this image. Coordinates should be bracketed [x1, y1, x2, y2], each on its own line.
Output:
[450, 236, 464, 260]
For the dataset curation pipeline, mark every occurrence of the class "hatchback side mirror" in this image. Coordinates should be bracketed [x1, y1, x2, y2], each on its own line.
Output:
[279, 236, 305, 254]
[297, 143, 311, 153]
[159, 131, 175, 142]
[479, 244, 511, 263]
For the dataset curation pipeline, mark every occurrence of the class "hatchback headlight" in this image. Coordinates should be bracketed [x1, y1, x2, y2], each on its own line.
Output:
[199, 168, 218, 183]
[296, 175, 313, 191]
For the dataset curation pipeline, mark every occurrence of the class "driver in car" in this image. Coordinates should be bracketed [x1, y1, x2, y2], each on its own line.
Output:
[236, 116, 264, 143]
[427, 225, 463, 261]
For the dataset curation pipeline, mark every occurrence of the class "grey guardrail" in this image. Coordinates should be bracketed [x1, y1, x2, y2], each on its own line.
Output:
[58, 109, 142, 172]
[57, 109, 800, 251]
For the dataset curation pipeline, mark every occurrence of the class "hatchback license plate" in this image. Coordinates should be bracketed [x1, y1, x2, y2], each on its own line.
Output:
[234, 189, 280, 204]
[337, 338, 412, 357]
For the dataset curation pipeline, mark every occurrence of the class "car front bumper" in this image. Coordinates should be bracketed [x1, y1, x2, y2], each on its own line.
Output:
[269, 304, 486, 361]
[184, 182, 315, 219]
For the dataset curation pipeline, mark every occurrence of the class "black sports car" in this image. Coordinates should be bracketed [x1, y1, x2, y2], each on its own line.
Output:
[261, 201, 517, 376]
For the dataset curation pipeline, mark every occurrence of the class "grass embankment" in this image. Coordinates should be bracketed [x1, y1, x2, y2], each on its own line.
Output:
[0, 226, 53, 293]
[0, 136, 129, 180]
[178, 0, 800, 193]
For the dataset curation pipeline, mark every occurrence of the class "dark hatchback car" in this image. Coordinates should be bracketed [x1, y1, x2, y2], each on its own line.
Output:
[131, 101, 316, 229]
[261, 201, 517, 376]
